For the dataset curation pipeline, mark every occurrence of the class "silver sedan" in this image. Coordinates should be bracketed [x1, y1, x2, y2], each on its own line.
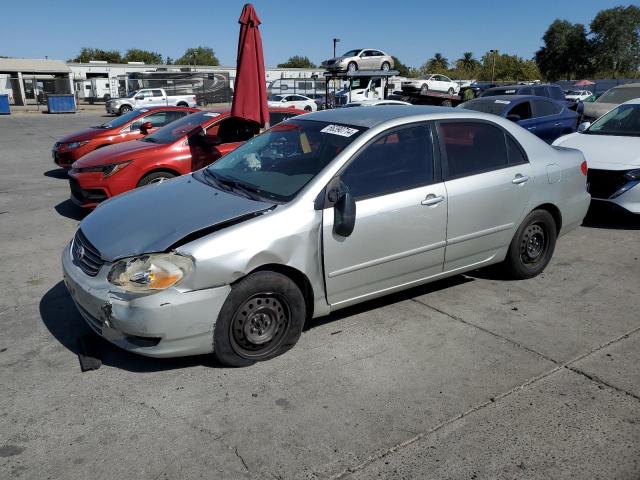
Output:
[62, 106, 590, 366]
[322, 48, 394, 72]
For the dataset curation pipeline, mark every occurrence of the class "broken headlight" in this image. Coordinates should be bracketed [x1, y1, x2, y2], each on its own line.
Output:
[108, 253, 193, 293]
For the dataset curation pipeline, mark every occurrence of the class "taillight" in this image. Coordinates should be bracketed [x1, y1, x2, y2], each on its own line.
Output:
[580, 160, 588, 176]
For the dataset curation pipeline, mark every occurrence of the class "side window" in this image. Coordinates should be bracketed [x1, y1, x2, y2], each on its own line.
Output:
[164, 110, 188, 124]
[506, 135, 528, 165]
[519, 87, 534, 95]
[549, 86, 565, 101]
[534, 99, 560, 117]
[215, 118, 260, 143]
[507, 101, 532, 120]
[533, 86, 548, 97]
[438, 121, 509, 179]
[341, 124, 434, 200]
[151, 89, 164, 97]
[143, 111, 168, 127]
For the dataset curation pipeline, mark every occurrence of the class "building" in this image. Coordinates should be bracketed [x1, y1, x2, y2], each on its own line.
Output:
[0, 58, 74, 105]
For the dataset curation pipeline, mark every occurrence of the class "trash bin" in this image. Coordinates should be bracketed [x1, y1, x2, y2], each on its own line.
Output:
[47, 94, 76, 113]
[0, 94, 9, 114]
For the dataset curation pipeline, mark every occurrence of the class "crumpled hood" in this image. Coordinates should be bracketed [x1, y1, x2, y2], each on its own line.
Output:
[583, 102, 615, 120]
[79, 173, 275, 261]
[73, 140, 159, 168]
[553, 132, 640, 170]
[57, 127, 104, 143]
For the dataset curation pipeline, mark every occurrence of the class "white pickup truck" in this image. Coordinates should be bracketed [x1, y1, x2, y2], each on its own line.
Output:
[106, 88, 198, 115]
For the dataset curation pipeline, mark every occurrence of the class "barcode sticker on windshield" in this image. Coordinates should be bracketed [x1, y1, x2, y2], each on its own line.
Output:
[494, 100, 511, 104]
[321, 124, 359, 137]
[204, 112, 220, 117]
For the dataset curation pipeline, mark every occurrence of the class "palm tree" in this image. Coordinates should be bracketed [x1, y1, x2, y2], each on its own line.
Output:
[425, 53, 449, 73]
[457, 52, 479, 71]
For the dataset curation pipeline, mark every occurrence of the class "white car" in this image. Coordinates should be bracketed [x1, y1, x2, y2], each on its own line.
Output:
[343, 99, 411, 107]
[268, 94, 317, 112]
[565, 90, 593, 102]
[401, 74, 460, 96]
[553, 99, 640, 214]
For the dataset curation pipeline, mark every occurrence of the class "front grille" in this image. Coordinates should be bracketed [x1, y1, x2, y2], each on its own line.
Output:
[326, 60, 336, 65]
[587, 169, 629, 199]
[72, 229, 105, 276]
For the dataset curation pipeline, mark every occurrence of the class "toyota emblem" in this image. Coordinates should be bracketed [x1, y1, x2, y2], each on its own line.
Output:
[78, 245, 85, 260]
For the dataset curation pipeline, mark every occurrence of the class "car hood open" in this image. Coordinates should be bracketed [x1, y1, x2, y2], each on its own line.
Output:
[79, 173, 276, 261]
[554, 132, 640, 170]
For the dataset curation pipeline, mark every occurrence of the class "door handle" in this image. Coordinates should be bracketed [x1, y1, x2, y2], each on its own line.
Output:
[527, 126, 536, 130]
[512, 174, 530, 185]
[554, 122, 562, 126]
[421, 194, 445, 206]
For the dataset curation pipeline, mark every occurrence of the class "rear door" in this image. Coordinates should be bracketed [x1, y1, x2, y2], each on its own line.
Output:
[322, 123, 447, 307]
[436, 120, 533, 271]
[531, 98, 563, 143]
[150, 89, 167, 106]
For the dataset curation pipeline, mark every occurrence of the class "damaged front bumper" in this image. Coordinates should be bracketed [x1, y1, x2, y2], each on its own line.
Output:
[61, 243, 231, 358]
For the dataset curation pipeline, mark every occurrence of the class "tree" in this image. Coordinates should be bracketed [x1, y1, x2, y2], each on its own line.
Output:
[456, 52, 480, 72]
[590, 5, 640, 77]
[70, 47, 122, 63]
[535, 20, 592, 81]
[389, 56, 414, 77]
[176, 47, 220, 66]
[123, 48, 163, 64]
[478, 51, 541, 81]
[421, 53, 449, 74]
[165, 56, 174, 65]
[277, 56, 316, 68]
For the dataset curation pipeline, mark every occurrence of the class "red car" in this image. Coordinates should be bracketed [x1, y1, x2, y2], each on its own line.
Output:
[52, 106, 198, 169]
[68, 108, 301, 208]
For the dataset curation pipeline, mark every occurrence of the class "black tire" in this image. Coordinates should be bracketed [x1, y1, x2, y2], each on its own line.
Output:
[103, 94, 111, 102]
[381, 61, 390, 71]
[213, 271, 306, 367]
[503, 209, 557, 279]
[177, 102, 188, 107]
[448, 87, 455, 94]
[420, 84, 429, 96]
[347, 61, 358, 73]
[137, 171, 176, 187]
[441, 99, 453, 107]
[119, 104, 132, 115]
[304, 105, 312, 112]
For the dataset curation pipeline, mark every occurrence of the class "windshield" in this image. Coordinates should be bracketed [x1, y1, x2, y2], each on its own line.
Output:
[142, 111, 218, 144]
[586, 104, 640, 137]
[126, 91, 139, 98]
[458, 99, 509, 115]
[203, 119, 365, 202]
[93, 109, 146, 129]
[342, 49, 361, 57]
[596, 87, 640, 104]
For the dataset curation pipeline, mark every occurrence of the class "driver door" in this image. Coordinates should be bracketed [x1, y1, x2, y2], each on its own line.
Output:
[322, 123, 447, 307]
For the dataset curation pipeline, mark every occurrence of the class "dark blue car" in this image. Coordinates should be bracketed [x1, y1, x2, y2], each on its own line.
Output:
[480, 83, 584, 118]
[458, 95, 579, 143]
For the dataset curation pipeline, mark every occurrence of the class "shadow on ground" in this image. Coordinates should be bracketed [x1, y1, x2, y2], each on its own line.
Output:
[40, 275, 475, 373]
[44, 168, 68, 179]
[55, 199, 88, 221]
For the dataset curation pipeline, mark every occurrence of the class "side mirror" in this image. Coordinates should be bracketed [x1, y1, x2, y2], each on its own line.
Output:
[506, 114, 521, 122]
[578, 121, 591, 132]
[139, 121, 153, 135]
[333, 189, 356, 237]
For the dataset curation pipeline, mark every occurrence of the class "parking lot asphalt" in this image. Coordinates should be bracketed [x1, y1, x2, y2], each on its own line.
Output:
[1, 113, 639, 479]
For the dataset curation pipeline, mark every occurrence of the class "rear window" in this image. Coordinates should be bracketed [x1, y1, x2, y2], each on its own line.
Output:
[459, 99, 509, 115]
[597, 86, 640, 104]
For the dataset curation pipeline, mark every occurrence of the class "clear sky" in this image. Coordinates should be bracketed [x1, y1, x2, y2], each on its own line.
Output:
[0, 0, 631, 67]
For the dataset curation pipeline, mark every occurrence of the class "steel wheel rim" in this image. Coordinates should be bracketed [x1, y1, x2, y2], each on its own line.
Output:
[520, 223, 547, 266]
[382, 63, 389, 71]
[348, 63, 357, 72]
[229, 294, 290, 359]
[149, 176, 170, 184]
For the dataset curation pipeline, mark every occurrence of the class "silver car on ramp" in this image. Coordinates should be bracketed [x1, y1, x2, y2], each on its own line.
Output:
[62, 106, 590, 366]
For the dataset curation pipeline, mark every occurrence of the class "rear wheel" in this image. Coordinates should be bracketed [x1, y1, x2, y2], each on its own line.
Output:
[420, 84, 429, 96]
[503, 209, 557, 279]
[177, 102, 188, 107]
[213, 271, 306, 367]
[137, 171, 176, 187]
[119, 105, 132, 115]
[381, 61, 390, 71]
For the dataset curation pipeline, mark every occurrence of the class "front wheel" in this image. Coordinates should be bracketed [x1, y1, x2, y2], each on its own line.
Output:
[304, 105, 312, 112]
[448, 87, 455, 94]
[118, 105, 132, 115]
[137, 171, 176, 187]
[347, 62, 358, 73]
[503, 209, 557, 279]
[214, 271, 306, 367]
[420, 84, 429, 96]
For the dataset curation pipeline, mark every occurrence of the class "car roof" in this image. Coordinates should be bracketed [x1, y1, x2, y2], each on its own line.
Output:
[298, 105, 479, 128]
[622, 98, 640, 105]
[470, 94, 552, 102]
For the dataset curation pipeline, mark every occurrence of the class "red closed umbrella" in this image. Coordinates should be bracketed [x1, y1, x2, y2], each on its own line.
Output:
[574, 80, 595, 87]
[231, 4, 269, 127]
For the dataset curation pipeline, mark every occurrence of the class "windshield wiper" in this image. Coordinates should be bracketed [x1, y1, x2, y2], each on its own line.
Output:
[211, 172, 264, 201]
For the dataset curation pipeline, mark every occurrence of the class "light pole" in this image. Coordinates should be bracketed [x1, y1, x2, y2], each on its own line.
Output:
[489, 49, 497, 83]
[333, 38, 340, 59]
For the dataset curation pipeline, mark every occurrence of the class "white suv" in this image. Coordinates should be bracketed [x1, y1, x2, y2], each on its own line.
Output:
[401, 74, 460, 95]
